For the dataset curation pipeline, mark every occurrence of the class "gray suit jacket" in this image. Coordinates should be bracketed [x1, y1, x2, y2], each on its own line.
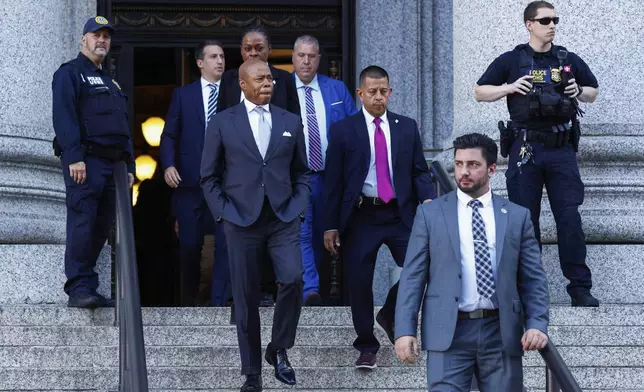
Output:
[394, 191, 549, 357]
[200, 102, 311, 227]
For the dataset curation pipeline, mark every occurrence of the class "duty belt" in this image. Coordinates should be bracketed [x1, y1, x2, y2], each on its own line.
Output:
[513, 123, 572, 149]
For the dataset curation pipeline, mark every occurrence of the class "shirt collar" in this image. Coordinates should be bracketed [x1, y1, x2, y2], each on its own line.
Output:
[244, 98, 269, 114]
[201, 77, 220, 89]
[362, 107, 388, 126]
[457, 187, 493, 208]
[295, 73, 319, 90]
[77, 52, 102, 72]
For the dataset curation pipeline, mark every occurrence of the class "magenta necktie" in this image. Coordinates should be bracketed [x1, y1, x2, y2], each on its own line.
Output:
[374, 117, 394, 203]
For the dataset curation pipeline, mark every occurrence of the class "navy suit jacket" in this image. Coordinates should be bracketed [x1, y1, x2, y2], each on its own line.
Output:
[159, 80, 207, 188]
[291, 73, 359, 133]
[323, 110, 435, 234]
[218, 64, 300, 115]
[200, 102, 311, 227]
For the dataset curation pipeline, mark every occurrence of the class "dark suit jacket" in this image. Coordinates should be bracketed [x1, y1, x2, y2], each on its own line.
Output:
[159, 80, 206, 188]
[323, 110, 435, 233]
[200, 102, 311, 227]
[395, 192, 549, 356]
[218, 64, 301, 115]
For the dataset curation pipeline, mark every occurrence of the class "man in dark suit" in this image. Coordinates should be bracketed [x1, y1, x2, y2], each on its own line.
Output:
[218, 28, 301, 305]
[323, 65, 435, 369]
[201, 59, 310, 392]
[291, 34, 359, 306]
[395, 133, 549, 391]
[159, 40, 230, 307]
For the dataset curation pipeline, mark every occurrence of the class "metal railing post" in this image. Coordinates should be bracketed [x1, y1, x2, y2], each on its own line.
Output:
[546, 365, 561, 392]
[114, 162, 149, 392]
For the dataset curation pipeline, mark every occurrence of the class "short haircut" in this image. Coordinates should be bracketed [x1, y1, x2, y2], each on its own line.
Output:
[294, 35, 319, 52]
[452, 133, 498, 166]
[242, 27, 271, 47]
[195, 40, 223, 60]
[524, 1, 555, 22]
[359, 65, 388, 87]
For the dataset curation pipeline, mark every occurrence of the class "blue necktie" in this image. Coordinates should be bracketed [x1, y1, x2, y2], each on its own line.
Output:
[469, 199, 495, 298]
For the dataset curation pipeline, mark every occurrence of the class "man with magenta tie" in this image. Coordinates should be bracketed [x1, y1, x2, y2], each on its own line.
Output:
[323, 65, 435, 369]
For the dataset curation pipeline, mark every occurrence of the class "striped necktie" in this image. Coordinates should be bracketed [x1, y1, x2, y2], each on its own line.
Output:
[206, 83, 218, 127]
[304, 86, 323, 171]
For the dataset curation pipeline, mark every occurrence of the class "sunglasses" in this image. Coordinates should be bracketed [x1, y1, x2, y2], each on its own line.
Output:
[530, 17, 559, 25]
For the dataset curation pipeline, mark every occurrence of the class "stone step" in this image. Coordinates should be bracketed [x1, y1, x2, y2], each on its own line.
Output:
[542, 245, 644, 305]
[1, 345, 642, 368]
[1, 325, 642, 347]
[1, 305, 642, 327]
[0, 367, 641, 390]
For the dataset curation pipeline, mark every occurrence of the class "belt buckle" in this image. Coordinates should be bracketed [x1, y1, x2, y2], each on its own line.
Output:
[373, 197, 383, 206]
[470, 309, 484, 319]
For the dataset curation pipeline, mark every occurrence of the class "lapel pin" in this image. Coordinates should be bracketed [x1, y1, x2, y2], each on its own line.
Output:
[395, 119, 399, 123]
[501, 208, 507, 214]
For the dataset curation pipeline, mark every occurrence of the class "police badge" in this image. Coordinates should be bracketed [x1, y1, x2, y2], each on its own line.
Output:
[551, 67, 561, 83]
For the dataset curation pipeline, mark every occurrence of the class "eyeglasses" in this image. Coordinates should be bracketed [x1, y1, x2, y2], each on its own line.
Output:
[530, 17, 559, 25]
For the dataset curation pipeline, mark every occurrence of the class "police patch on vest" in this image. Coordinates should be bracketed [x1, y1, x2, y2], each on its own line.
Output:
[87, 76, 104, 85]
[527, 68, 551, 83]
[551, 68, 561, 83]
[95, 16, 109, 25]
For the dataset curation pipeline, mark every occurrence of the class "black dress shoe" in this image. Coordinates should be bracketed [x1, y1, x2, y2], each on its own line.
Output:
[259, 293, 274, 307]
[304, 292, 322, 306]
[571, 292, 599, 307]
[95, 294, 115, 307]
[67, 295, 101, 309]
[264, 343, 296, 385]
[375, 308, 395, 344]
[240, 374, 262, 392]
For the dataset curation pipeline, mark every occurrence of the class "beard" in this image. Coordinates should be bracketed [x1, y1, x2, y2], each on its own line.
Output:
[456, 177, 485, 196]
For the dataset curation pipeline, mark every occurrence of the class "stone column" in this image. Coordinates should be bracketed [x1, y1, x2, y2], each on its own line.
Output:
[437, 0, 644, 304]
[0, 0, 110, 304]
[355, 0, 442, 304]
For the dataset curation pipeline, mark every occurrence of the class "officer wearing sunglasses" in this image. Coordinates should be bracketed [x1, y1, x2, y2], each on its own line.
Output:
[474, 1, 600, 307]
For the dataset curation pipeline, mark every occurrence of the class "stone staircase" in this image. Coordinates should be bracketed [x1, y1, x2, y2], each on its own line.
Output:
[0, 305, 642, 391]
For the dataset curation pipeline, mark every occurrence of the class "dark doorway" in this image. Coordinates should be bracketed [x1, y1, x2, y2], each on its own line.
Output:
[99, 0, 355, 306]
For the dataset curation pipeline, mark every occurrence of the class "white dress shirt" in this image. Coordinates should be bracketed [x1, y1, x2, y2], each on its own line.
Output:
[243, 99, 272, 152]
[361, 107, 395, 198]
[201, 77, 220, 124]
[456, 188, 497, 312]
[295, 74, 327, 168]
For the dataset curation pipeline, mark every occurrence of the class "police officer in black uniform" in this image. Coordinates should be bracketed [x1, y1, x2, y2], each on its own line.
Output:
[52, 16, 135, 308]
[475, 1, 599, 307]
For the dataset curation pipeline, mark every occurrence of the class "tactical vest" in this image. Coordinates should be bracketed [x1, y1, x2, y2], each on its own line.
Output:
[64, 59, 130, 140]
[519, 45, 575, 124]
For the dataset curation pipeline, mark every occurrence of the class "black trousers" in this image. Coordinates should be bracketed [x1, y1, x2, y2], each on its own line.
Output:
[223, 201, 304, 375]
[342, 202, 410, 354]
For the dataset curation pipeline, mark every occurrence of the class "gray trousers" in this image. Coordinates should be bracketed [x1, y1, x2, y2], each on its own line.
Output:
[426, 316, 523, 392]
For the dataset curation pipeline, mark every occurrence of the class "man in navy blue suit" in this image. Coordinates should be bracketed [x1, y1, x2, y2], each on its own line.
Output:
[159, 40, 230, 307]
[323, 65, 435, 369]
[291, 35, 358, 306]
[201, 59, 310, 392]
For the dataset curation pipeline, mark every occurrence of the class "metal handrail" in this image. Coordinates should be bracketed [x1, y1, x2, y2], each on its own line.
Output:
[429, 160, 455, 195]
[540, 340, 582, 392]
[114, 162, 149, 392]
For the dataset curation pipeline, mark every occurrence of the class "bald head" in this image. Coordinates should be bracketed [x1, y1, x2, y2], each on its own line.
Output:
[238, 59, 273, 105]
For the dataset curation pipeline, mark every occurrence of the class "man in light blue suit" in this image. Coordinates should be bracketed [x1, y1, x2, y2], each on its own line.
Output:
[394, 133, 550, 391]
[291, 35, 358, 305]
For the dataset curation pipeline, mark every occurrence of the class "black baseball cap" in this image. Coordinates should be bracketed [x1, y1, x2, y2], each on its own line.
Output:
[82, 16, 115, 35]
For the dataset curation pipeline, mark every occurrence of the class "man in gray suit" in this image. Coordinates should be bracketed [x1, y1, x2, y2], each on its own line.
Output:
[201, 59, 310, 392]
[394, 133, 549, 391]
